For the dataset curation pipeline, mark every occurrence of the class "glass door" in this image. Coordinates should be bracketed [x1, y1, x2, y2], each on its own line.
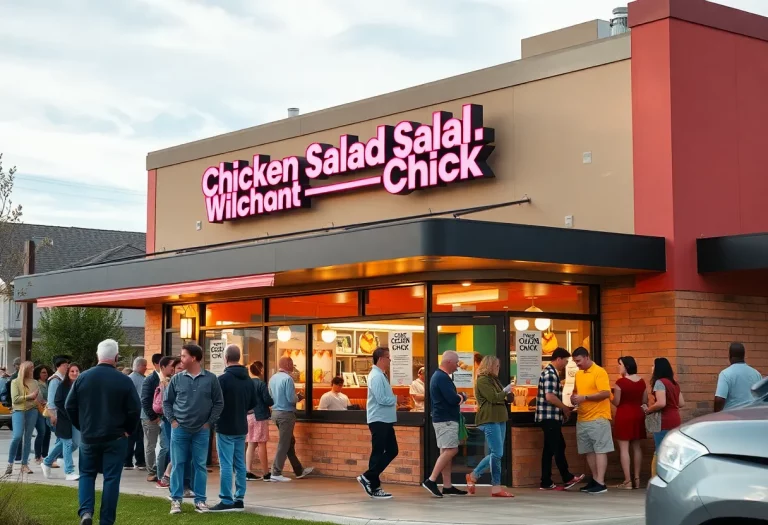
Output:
[426, 315, 509, 487]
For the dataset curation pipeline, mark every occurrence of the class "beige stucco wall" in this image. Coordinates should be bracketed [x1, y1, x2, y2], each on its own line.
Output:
[154, 60, 633, 252]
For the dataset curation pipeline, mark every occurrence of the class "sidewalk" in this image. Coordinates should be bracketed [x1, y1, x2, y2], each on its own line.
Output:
[1, 432, 645, 525]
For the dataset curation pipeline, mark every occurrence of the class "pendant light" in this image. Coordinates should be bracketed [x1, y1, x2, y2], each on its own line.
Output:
[525, 298, 551, 331]
[513, 319, 529, 331]
[321, 326, 337, 343]
[277, 326, 292, 342]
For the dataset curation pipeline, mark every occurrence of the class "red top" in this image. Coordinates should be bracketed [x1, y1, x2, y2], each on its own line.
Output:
[655, 378, 681, 431]
[613, 377, 647, 441]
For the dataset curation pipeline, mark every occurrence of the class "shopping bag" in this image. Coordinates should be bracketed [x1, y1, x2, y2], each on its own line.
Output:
[458, 413, 468, 442]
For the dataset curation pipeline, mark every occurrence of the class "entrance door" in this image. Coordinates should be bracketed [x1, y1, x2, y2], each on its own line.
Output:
[426, 315, 510, 487]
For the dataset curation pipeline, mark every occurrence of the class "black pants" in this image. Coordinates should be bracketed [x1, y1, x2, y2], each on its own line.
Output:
[363, 422, 399, 489]
[540, 419, 573, 487]
[124, 422, 145, 467]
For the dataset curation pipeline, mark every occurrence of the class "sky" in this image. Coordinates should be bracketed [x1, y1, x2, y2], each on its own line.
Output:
[2, 0, 767, 233]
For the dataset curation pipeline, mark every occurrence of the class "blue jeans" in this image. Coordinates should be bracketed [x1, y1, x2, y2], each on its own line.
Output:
[217, 434, 246, 505]
[163, 419, 193, 489]
[34, 413, 51, 459]
[44, 428, 80, 474]
[157, 420, 170, 478]
[654, 430, 669, 450]
[9, 410, 38, 465]
[79, 437, 128, 525]
[171, 426, 209, 503]
[472, 422, 506, 486]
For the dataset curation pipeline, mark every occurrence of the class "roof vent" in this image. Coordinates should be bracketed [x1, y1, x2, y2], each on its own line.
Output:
[610, 7, 629, 35]
[287, 108, 300, 118]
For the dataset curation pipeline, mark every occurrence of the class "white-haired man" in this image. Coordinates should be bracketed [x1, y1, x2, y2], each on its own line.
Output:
[422, 350, 468, 498]
[125, 357, 147, 471]
[66, 339, 141, 525]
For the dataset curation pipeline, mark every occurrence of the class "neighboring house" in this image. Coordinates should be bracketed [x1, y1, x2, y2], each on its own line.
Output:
[0, 224, 146, 367]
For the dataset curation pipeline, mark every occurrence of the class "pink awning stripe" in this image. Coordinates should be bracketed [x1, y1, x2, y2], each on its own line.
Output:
[37, 273, 275, 308]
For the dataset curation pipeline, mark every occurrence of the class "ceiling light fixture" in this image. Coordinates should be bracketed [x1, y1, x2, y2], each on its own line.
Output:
[321, 326, 337, 343]
[277, 326, 292, 342]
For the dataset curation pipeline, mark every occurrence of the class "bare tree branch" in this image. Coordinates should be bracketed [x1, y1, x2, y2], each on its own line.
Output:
[0, 153, 24, 300]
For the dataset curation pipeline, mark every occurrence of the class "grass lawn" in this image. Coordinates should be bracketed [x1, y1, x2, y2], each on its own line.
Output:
[6, 482, 332, 525]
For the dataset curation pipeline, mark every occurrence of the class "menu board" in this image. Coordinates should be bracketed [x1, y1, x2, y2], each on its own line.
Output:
[453, 351, 475, 388]
[515, 331, 542, 386]
[388, 331, 413, 387]
[208, 339, 226, 376]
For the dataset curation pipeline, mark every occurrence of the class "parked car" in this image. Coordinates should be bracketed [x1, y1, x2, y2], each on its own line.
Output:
[646, 377, 768, 524]
[0, 403, 11, 430]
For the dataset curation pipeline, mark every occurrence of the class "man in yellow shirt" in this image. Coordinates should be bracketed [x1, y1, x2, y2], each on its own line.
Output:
[570, 347, 613, 494]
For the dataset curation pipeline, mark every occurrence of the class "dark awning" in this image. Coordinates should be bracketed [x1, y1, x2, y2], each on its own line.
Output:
[698, 233, 768, 273]
[13, 218, 665, 307]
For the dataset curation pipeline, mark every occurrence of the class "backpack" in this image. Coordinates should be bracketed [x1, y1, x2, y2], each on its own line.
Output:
[153, 383, 164, 415]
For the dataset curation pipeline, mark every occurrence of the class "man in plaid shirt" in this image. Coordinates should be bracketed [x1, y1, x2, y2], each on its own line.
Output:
[535, 347, 583, 490]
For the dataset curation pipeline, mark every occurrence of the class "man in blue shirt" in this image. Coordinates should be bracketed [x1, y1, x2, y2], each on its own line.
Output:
[714, 342, 763, 412]
[423, 351, 467, 498]
[268, 356, 313, 482]
[357, 347, 398, 500]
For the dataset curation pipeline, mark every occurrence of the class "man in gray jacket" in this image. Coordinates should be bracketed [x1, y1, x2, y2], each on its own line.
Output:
[163, 344, 224, 515]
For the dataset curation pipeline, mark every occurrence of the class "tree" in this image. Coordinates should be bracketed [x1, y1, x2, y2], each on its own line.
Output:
[35, 307, 128, 369]
[0, 153, 23, 300]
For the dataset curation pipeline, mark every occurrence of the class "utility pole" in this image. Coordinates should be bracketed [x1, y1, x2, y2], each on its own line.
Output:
[19, 240, 34, 361]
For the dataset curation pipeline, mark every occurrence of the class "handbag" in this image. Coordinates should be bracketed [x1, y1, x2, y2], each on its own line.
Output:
[153, 384, 165, 415]
[645, 410, 661, 434]
[458, 413, 468, 442]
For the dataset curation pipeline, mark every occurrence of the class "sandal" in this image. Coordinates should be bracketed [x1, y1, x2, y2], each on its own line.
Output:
[20, 465, 33, 475]
[615, 480, 633, 490]
[465, 474, 476, 495]
[491, 490, 515, 498]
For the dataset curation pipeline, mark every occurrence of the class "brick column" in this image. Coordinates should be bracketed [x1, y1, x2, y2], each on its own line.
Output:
[144, 305, 163, 360]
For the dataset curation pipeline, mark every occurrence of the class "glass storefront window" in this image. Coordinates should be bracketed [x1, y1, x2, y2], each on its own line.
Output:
[432, 282, 590, 314]
[168, 304, 199, 329]
[269, 292, 358, 321]
[204, 328, 264, 374]
[204, 299, 263, 327]
[311, 319, 425, 411]
[268, 325, 307, 410]
[510, 318, 592, 413]
[364, 285, 424, 315]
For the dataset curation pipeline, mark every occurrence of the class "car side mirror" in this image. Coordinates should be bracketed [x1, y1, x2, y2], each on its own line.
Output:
[750, 376, 768, 399]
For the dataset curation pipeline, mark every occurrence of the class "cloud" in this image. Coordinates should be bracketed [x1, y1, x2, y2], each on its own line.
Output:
[2, 0, 767, 232]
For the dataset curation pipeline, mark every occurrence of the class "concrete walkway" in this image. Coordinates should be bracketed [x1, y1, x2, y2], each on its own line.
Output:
[1, 431, 645, 525]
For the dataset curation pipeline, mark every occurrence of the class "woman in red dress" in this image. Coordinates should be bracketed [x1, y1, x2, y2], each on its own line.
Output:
[611, 356, 647, 489]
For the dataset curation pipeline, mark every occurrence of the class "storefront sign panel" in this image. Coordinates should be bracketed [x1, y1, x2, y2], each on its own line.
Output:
[515, 331, 542, 386]
[201, 104, 496, 223]
[453, 351, 475, 388]
[208, 339, 226, 376]
[388, 331, 413, 387]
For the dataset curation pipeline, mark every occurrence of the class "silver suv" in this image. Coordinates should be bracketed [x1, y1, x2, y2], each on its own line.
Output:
[646, 377, 768, 524]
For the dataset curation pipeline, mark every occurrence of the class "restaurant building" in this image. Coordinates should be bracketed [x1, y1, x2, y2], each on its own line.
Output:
[15, 0, 768, 487]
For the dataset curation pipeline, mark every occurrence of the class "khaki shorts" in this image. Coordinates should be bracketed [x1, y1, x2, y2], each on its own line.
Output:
[433, 421, 460, 449]
[576, 418, 614, 454]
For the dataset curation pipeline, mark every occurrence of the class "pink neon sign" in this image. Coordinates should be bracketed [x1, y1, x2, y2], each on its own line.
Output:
[202, 104, 495, 223]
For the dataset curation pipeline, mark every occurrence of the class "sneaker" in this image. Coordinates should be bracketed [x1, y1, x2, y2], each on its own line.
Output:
[357, 475, 373, 497]
[35, 457, 43, 465]
[209, 502, 238, 512]
[136, 465, 147, 471]
[41, 463, 52, 479]
[564, 474, 585, 490]
[169, 500, 182, 514]
[194, 501, 209, 513]
[156, 477, 170, 489]
[371, 488, 393, 499]
[66, 473, 80, 481]
[124, 465, 134, 470]
[183, 489, 195, 499]
[296, 467, 314, 479]
[421, 479, 443, 498]
[147, 475, 158, 482]
[80, 512, 93, 525]
[586, 483, 608, 494]
[262, 473, 271, 482]
[580, 479, 597, 492]
[270, 474, 291, 482]
[442, 486, 468, 496]
[234, 500, 245, 511]
[246, 472, 262, 481]
[539, 483, 557, 491]
[4, 464, 12, 477]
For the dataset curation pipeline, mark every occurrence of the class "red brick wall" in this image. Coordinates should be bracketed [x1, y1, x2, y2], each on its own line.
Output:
[144, 305, 162, 360]
[246, 422, 423, 484]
